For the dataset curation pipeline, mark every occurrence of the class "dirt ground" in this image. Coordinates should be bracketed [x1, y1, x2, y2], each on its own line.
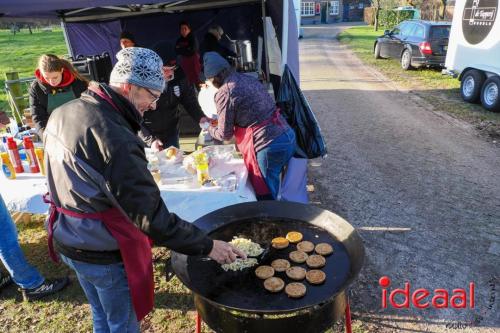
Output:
[300, 24, 499, 333]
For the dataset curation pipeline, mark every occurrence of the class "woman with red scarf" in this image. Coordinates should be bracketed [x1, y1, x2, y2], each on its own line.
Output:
[29, 54, 88, 136]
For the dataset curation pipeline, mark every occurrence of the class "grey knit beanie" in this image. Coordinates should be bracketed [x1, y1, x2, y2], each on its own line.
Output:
[203, 51, 231, 79]
[110, 47, 165, 92]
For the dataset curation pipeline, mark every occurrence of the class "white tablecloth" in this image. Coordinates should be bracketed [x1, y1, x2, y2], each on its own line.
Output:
[158, 157, 256, 221]
[0, 160, 256, 222]
[0, 172, 49, 214]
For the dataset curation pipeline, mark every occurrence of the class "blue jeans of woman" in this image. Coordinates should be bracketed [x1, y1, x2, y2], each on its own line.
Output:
[0, 194, 44, 289]
[256, 127, 296, 200]
[60, 255, 139, 333]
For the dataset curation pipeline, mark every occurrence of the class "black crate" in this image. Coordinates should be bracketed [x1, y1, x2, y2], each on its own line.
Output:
[70, 52, 112, 83]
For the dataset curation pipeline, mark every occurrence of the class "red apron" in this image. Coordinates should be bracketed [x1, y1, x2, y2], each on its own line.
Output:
[180, 53, 201, 85]
[234, 110, 284, 196]
[44, 85, 154, 321]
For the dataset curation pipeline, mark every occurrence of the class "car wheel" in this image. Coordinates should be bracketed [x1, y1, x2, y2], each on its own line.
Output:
[374, 43, 382, 59]
[401, 49, 412, 70]
[460, 69, 485, 103]
[480, 76, 500, 112]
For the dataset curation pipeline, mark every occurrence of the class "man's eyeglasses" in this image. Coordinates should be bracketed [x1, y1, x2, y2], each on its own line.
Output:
[144, 88, 161, 108]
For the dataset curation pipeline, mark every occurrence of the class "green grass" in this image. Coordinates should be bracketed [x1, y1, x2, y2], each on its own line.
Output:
[0, 28, 67, 115]
[0, 217, 199, 333]
[338, 26, 500, 136]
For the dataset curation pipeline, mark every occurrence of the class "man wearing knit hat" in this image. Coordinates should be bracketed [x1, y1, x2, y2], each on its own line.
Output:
[43, 47, 245, 333]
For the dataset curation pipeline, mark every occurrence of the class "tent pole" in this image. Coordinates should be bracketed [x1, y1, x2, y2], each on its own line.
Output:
[281, 0, 289, 74]
[61, 20, 74, 59]
[261, 0, 270, 83]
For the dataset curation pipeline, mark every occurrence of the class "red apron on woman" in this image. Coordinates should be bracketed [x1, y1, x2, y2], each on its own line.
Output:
[234, 110, 285, 197]
[180, 54, 202, 86]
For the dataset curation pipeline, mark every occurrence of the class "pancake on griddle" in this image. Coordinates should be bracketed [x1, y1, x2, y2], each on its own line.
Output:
[289, 250, 308, 264]
[255, 265, 275, 280]
[286, 231, 303, 244]
[306, 269, 326, 285]
[296, 240, 315, 253]
[271, 237, 289, 249]
[264, 277, 285, 293]
[306, 254, 326, 268]
[285, 282, 307, 298]
[271, 259, 291, 272]
[315, 243, 334, 256]
[285, 266, 306, 281]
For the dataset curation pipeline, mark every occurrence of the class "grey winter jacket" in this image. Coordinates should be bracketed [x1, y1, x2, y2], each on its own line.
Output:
[44, 83, 213, 257]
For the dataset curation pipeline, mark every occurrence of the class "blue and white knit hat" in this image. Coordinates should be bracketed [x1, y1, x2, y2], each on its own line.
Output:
[110, 47, 165, 92]
[203, 51, 231, 79]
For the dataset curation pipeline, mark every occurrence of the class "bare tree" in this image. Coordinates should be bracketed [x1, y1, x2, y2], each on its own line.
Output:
[438, 0, 447, 19]
[371, 0, 382, 31]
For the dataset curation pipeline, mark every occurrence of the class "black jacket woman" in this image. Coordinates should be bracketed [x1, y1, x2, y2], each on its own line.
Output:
[29, 54, 88, 136]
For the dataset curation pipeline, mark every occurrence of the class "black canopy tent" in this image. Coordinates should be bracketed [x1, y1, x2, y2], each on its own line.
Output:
[0, 0, 300, 81]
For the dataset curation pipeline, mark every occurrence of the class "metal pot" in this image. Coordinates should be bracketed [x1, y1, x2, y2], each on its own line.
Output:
[238, 40, 253, 64]
[228, 39, 254, 71]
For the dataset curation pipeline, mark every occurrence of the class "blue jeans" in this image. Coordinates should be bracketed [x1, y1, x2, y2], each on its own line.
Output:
[256, 127, 296, 199]
[0, 194, 44, 289]
[60, 255, 139, 333]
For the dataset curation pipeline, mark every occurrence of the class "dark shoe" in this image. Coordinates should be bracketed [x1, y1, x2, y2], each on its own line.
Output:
[0, 274, 13, 291]
[21, 277, 69, 301]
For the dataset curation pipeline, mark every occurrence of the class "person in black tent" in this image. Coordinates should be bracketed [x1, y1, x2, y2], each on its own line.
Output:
[139, 41, 208, 151]
[175, 21, 202, 87]
[200, 25, 236, 61]
[119, 31, 136, 49]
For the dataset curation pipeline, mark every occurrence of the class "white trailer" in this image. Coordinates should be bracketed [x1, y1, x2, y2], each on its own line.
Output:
[443, 0, 500, 112]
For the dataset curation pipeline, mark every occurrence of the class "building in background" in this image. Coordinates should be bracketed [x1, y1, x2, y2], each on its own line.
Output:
[300, 0, 371, 24]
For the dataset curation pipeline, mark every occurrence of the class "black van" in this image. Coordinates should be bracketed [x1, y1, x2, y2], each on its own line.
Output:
[374, 20, 451, 70]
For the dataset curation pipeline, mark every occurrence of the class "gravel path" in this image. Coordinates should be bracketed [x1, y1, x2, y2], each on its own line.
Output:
[299, 23, 499, 333]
